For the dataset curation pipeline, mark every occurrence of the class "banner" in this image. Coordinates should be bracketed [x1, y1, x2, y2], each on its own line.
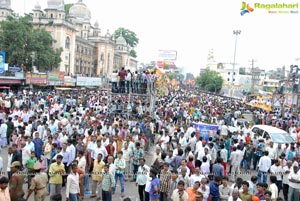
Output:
[158, 50, 177, 61]
[26, 73, 47, 84]
[64, 77, 76, 86]
[0, 52, 6, 73]
[76, 76, 101, 86]
[156, 61, 176, 68]
[48, 72, 65, 81]
[8, 65, 21, 72]
[192, 122, 219, 142]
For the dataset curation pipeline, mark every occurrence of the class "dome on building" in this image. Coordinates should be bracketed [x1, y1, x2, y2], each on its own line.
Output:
[0, 0, 11, 9]
[94, 20, 99, 28]
[47, 0, 64, 10]
[34, 1, 42, 10]
[69, 1, 91, 22]
[116, 33, 127, 46]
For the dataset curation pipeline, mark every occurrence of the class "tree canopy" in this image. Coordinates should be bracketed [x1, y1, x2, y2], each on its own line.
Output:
[196, 69, 223, 92]
[64, 4, 74, 15]
[0, 15, 62, 71]
[113, 27, 139, 58]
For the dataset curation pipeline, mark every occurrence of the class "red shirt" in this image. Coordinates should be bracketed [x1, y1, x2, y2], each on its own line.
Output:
[186, 162, 195, 176]
[105, 144, 115, 159]
[118, 70, 127, 81]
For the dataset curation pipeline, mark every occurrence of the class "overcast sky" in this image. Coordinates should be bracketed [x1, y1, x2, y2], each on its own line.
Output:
[11, 0, 300, 75]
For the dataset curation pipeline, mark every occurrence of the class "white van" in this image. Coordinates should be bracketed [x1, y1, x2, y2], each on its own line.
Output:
[250, 125, 295, 144]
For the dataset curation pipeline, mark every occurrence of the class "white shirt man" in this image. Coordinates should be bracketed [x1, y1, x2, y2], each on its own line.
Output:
[171, 188, 189, 201]
[76, 155, 86, 170]
[270, 160, 284, 182]
[136, 163, 150, 186]
[22, 144, 31, 166]
[87, 139, 97, 153]
[92, 145, 108, 160]
[185, 125, 195, 139]
[190, 171, 205, 186]
[220, 124, 228, 136]
[287, 165, 300, 201]
[59, 133, 69, 145]
[258, 152, 272, 172]
[266, 144, 276, 161]
[187, 135, 197, 152]
[66, 167, 80, 200]
[178, 135, 187, 149]
[67, 143, 76, 162]
[0, 122, 7, 139]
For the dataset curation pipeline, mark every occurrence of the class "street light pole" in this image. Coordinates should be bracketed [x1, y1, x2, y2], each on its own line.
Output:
[231, 30, 241, 97]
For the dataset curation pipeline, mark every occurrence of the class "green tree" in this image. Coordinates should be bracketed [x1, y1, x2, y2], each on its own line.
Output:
[130, 49, 137, 58]
[113, 27, 139, 58]
[196, 69, 223, 92]
[113, 27, 139, 48]
[64, 4, 74, 15]
[0, 15, 62, 71]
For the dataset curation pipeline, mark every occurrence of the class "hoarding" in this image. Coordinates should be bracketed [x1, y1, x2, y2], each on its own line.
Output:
[156, 61, 176, 68]
[158, 50, 177, 61]
[26, 73, 47, 84]
[64, 77, 76, 86]
[193, 122, 218, 142]
[8, 65, 21, 72]
[0, 52, 6, 73]
[76, 76, 101, 86]
[48, 72, 65, 81]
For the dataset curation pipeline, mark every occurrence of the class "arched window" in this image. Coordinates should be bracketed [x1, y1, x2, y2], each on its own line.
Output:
[65, 37, 70, 49]
[50, 13, 53, 18]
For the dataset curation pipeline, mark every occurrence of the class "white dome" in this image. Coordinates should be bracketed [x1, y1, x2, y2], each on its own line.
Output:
[47, 0, 64, 10]
[116, 34, 127, 46]
[69, 1, 91, 22]
[34, 2, 42, 10]
[94, 20, 99, 28]
[0, 0, 11, 9]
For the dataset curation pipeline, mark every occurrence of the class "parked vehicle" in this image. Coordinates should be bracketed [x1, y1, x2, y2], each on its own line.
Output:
[250, 125, 295, 144]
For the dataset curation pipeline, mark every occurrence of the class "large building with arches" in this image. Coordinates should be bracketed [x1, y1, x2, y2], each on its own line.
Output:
[0, 0, 137, 77]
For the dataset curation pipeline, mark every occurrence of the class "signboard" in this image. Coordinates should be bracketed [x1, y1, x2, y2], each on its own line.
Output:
[156, 61, 176, 68]
[0, 79, 21, 84]
[158, 50, 177, 61]
[0, 52, 6, 73]
[48, 81, 63, 86]
[26, 73, 47, 84]
[64, 77, 76, 86]
[192, 122, 218, 142]
[48, 72, 65, 81]
[76, 76, 101, 86]
[8, 65, 21, 72]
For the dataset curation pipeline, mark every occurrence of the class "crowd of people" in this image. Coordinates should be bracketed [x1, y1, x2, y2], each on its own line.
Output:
[110, 67, 157, 94]
[0, 82, 298, 201]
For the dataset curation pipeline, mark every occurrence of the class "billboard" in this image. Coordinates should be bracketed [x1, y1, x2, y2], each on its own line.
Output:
[0, 52, 6, 73]
[156, 61, 176, 68]
[26, 73, 47, 84]
[48, 72, 65, 81]
[158, 50, 177, 61]
[193, 122, 218, 142]
[76, 76, 101, 86]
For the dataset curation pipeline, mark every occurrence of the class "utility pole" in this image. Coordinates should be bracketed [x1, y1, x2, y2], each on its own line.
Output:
[231, 30, 241, 97]
[250, 59, 257, 93]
